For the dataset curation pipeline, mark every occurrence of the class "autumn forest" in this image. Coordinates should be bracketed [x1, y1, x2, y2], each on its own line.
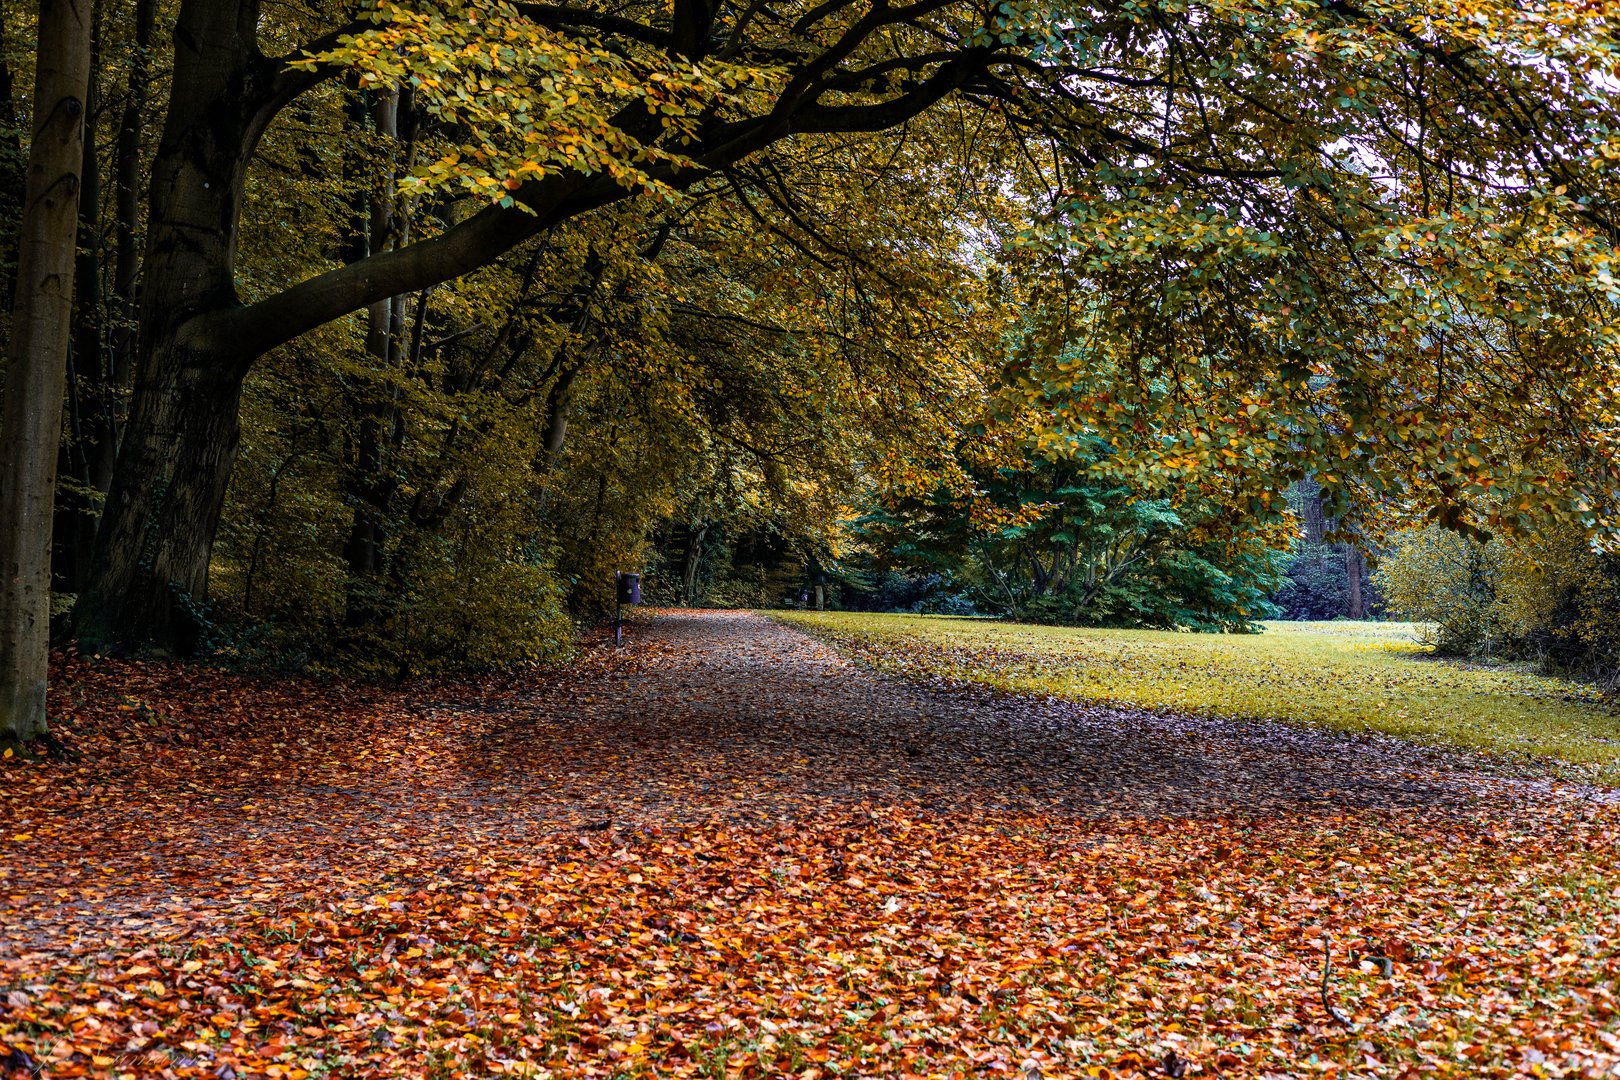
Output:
[2, 0, 1620, 1073]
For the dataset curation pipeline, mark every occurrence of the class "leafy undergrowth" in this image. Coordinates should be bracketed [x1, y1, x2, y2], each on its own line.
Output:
[4, 613, 1620, 1079]
[775, 613, 1620, 778]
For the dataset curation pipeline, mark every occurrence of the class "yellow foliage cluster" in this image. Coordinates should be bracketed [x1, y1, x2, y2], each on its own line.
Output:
[1378, 524, 1620, 683]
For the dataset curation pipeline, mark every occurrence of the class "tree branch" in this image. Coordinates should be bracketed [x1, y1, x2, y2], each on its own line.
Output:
[512, 3, 672, 48]
[198, 9, 998, 368]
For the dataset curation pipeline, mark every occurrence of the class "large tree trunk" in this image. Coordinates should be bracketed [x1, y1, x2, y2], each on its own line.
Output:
[75, 0, 266, 652]
[0, 0, 94, 746]
[70, 0, 975, 654]
[74, 352, 245, 653]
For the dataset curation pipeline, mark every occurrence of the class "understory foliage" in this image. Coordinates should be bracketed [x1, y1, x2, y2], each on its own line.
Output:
[856, 488, 1289, 631]
[204, 120, 994, 670]
[1268, 480, 1381, 620]
[1270, 543, 1375, 621]
[852, 381, 1291, 630]
[640, 522, 808, 610]
[1378, 525, 1620, 684]
[7, 0, 1620, 1065]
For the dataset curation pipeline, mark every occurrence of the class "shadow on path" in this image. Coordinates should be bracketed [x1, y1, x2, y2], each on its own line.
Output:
[448, 609, 1585, 823]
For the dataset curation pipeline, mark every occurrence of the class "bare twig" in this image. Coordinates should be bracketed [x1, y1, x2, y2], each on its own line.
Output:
[1320, 933, 1356, 1029]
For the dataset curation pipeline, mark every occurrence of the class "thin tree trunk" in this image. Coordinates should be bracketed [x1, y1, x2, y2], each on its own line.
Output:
[56, 10, 103, 596]
[1025, 544, 1050, 597]
[342, 86, 404, 632]
[680, 522, 707, 605]
[108, 0, 154, 403]
[1346, 546, 1366, 619]
[0, 0, 94, 746]
[532, 361, 580, 518]
[1300, 476, 1327, 549]
[541, 365, 579, 464]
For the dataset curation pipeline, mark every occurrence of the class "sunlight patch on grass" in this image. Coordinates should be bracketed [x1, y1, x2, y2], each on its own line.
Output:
[775, 612, 1620, 778]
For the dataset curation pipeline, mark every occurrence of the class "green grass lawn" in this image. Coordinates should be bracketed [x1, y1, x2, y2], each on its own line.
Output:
[774, 611, 1620, 778]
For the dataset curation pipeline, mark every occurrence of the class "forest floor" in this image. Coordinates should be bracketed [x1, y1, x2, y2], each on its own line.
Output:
[3, 609, 1619, 1079]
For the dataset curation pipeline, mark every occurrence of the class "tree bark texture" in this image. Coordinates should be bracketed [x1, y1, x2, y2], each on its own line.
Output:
[76, 0, 269, 650]
[0, 0, 94, 744]
[55, 11, 103, 596]
[680, 523, 708, 605]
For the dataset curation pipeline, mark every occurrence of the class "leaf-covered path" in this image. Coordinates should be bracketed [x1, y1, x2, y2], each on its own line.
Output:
[4, 611, 1619, 1078]
[465, 610, 1596, 823]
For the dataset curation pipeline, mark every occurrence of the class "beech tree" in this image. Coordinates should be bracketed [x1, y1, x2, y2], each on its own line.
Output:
[69, 0, 1016, 651]
[0, 0, 93, 747]
[59, 0, 1619, 661]
[208, 123, 993, 668]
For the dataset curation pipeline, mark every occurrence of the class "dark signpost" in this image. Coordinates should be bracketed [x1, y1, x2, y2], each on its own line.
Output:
[614, 571, 641, 644]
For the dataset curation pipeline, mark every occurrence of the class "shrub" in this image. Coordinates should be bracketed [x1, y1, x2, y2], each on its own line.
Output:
[1376, 527, 1507, 655]
[1377, 524, 1620, 684]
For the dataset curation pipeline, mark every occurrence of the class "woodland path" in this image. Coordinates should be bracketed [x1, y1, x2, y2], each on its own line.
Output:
[4, 608, 1594, 963]
[460, 608, 1577, 823]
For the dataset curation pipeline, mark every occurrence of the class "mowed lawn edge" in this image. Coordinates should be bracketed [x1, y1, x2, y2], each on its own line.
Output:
[773, 611, 1620, 781]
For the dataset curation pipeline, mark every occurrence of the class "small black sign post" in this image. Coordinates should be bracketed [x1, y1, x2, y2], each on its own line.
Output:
[614, 571, 641, 645]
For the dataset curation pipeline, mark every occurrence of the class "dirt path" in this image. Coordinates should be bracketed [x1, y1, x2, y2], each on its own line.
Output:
[455, 608, 1593, 822]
